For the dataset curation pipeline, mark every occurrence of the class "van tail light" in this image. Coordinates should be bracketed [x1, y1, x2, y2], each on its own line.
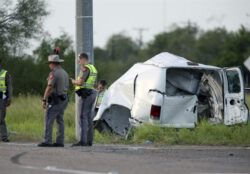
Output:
[150, 105, 161, 120]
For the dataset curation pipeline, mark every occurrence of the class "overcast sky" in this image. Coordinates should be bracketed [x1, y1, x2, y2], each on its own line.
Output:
[43, 0, 250, 48]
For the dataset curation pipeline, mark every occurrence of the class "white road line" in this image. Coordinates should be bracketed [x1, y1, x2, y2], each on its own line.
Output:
[21, 165, 118, 174]
[45, 166, 118, 174]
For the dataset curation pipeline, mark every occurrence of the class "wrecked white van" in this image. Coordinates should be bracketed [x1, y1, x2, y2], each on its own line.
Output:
[94, 52, 249, 136]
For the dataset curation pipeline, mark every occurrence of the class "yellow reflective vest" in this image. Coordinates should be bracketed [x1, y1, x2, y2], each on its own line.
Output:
[0, 69, 7, 93]
[75, 64, 97, 91]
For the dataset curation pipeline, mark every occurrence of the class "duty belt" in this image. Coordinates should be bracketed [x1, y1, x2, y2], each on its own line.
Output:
[48, 93, 68, 105]
[58, 94, 68, 101]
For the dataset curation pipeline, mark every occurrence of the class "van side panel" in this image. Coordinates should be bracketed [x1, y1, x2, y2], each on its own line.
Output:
[131, 68, 165, 122]
[161, 95, 197, 128]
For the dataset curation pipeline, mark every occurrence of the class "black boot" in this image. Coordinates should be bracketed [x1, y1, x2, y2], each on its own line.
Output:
[53, 143, 64, 147]
[37, 142, 53, 147]
[71, 141, 88, 147]
[2, 137, 9, 142]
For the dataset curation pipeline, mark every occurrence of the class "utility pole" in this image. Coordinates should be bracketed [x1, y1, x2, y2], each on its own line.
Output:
[163, 0, 166, 31]
[133, 27, 147, 49]
[75, 0, 94, 140]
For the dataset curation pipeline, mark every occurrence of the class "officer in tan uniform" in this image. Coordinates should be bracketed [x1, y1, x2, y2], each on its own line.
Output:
[71, 53, 97, 146]
[38, 51, 69, 147]
[0, 63, 12, 142]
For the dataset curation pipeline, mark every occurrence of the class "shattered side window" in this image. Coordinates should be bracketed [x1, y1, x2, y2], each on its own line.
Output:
[226, 70, 241, 93]
[166, 68, 202, 95]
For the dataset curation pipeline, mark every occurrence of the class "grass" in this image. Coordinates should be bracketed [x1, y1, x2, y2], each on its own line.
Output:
[4, 95, 250, 146]
[6, 95, 75, 143]
[6, 95, 124, 144]
[128, 122, 250, 146]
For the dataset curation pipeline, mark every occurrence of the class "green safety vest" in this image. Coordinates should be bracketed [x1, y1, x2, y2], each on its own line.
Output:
[0, 69, 7, 93]
[75, 64, 98, 90]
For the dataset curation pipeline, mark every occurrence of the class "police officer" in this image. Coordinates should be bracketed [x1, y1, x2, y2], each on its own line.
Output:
[0, 63, 12, 142]
[71, 53, 97, 146]
[38, 51, 69, 147]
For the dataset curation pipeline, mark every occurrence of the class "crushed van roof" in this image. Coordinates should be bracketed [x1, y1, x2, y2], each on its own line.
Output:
[144, 52, 220, 70]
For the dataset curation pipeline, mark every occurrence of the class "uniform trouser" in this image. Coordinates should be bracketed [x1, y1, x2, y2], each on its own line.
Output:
[44, 99, 68, 144]
[0, 99, 8, 140]
[78, 92, 96, 144]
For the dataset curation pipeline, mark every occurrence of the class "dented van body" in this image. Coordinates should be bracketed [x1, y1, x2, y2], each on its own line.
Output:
[94, 52, 249, 136]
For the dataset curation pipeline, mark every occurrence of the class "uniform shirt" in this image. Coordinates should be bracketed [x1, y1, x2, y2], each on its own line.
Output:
[78, 66, 90, 82]
[0, 68, 12, 99]
[48, 66, 69, 95]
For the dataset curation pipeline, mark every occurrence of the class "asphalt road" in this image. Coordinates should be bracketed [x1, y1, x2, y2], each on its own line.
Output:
[0, 143, 250, 174]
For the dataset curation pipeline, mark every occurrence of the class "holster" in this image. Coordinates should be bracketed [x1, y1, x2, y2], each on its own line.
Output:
[48, 93, 67, 105]
[75, 88, 92, 98]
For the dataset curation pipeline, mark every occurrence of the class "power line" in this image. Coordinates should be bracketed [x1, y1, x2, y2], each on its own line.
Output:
[133, 27, 148, 48]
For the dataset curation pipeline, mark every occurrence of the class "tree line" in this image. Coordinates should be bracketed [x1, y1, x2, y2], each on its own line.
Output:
[1, 0, 250, 96]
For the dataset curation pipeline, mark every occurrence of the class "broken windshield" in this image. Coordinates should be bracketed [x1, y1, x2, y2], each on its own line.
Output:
[226, 70, 241, 93]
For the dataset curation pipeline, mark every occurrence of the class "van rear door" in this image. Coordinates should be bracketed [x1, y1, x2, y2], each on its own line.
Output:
[223, 67, 248, 125]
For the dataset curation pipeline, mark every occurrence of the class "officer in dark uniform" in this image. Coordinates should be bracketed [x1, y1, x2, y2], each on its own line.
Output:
[38, 50, 69, 147]
[71, 53, 97, 146]
[0, 63, 12, 142]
